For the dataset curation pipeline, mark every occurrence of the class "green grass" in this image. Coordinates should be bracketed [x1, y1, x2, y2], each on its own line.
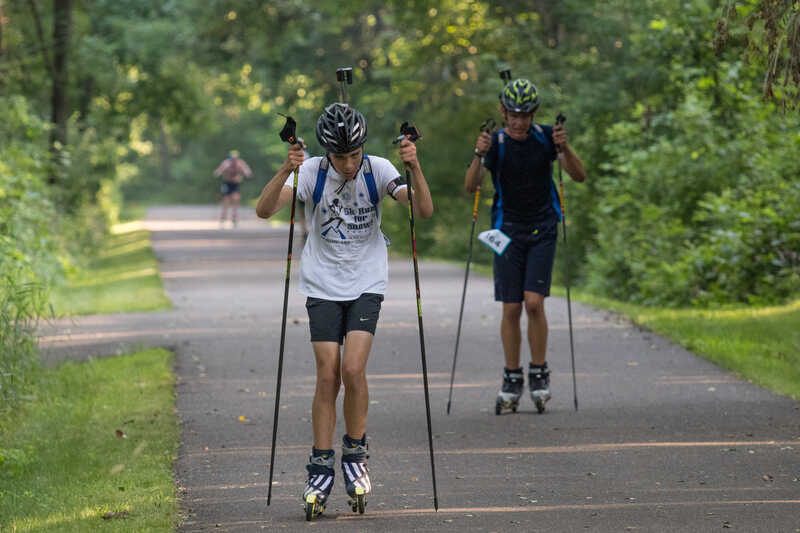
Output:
[557, 287, 800, 400]
[0, 348, 179, 532]
[50, 228, 171, 316]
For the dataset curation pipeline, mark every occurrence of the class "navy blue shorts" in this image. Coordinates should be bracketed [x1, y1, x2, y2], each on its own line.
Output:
[493, 219, 558, 301]
[221, 182, 240, 195]
[306, 293, 384, 344]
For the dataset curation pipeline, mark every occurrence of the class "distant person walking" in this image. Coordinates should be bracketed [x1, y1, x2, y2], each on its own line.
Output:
[214, 150, 253, 228]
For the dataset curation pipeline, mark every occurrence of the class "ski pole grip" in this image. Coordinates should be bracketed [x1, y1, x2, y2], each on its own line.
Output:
[336, 67, 353, 84]
[471, 187, 481, 219]
[336, 67, 353, 102]
[393, 121, 421, 144]
[278, 113, 299, 145]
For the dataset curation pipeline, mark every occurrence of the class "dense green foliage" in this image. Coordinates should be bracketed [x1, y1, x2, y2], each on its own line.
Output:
[588, 82, 800, 305]
[115, 0, 799, 307]
[1, 2, 797, 352]
[715, 0, 800, 110]
[0, 97, 55, 410]
[0, 93, 114, 409]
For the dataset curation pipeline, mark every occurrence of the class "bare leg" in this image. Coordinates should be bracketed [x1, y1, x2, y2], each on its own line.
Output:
[231, 192, 241, 225]
[220, 195, 231, 224]
[500, 302, 523, 369]
[340, 330, 373, 440]
[311, 341, 341, 450]
[524, 291, 548, 366]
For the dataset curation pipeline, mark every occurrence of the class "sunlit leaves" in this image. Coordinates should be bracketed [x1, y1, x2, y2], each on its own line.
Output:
[650, 19, 667, 30]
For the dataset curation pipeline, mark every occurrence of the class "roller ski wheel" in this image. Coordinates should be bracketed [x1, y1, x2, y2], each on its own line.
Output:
[533, 395, 547, 414]
[495, 396, 519, 414]
[342, 434, 371, 514]
[304, 493, 326, 521]
[495, 368, 524, 415]
[349, 486, 367, 514]
[529, 364, 551, 415]
[302, 450, 335, 521]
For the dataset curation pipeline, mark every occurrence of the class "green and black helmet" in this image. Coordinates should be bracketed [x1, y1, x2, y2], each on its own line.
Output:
[499, 78, 540, 113]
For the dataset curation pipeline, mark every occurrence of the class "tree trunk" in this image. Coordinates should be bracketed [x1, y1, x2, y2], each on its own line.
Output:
[50, 0, 71, 152]
[532, 0, 560, 47]
[27, 0, 53, 76]
[158, 119, 172, 181]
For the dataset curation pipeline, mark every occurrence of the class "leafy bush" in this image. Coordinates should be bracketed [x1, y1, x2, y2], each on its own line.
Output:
[585, 79, 800, 307]
[689, 179, 800, 305]
[0, 278, 46, 413]
[0, 97, 58, 410]
[1, 95, 131, 411]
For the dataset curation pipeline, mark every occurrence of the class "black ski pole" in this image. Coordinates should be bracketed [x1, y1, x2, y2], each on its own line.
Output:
[499, 68, 512, 129]
[394, 122, 438, 511]
[267, 113, 300, 506]
[446, 118, 495, 415]
[555, 112, 578, 412]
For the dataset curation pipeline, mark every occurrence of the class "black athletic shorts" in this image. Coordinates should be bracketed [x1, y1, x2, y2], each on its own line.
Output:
[306, 293, 384, 344]
[493, 219, 558, 301]
[221, 181, 240, 195]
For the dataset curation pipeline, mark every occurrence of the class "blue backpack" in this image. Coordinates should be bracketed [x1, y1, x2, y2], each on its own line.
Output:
[313, 155, 379, 212]
[491, 125, 562, 229]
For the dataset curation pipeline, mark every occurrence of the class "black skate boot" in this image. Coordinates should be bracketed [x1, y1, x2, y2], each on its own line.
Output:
[529, 362, 551, 414]
[495, 368, 524, 415]
[303, 449, 335, 520]
[341, 434, 370, 514]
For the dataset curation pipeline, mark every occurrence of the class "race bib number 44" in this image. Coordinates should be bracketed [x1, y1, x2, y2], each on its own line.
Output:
[477, 229, 511, 255]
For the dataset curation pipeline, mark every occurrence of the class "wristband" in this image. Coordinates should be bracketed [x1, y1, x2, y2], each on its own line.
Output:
[474, 148, 486, 157]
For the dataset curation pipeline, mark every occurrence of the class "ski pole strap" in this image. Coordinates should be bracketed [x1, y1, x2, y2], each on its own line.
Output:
[491, 131, 505, 229]
[551, 180, 563, 221]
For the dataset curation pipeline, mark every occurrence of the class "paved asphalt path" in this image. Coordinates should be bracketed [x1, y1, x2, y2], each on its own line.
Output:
[40, 205, 800, 532]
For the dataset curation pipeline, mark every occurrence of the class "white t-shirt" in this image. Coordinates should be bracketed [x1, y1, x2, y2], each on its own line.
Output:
[284, 155, 407, 301]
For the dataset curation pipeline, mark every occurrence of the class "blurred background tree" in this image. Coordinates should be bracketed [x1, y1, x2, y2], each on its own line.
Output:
[1, 0, 798, 317]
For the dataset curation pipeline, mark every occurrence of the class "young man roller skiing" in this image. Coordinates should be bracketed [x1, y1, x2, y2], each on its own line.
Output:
[464, 78, 586, 414]
[256, 102, 433, 519]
